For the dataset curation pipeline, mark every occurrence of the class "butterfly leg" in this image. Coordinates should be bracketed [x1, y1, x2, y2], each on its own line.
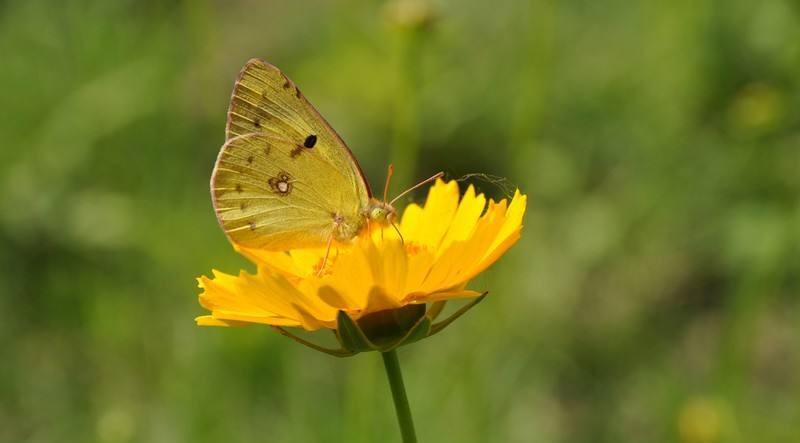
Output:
[316, 232, 335, 277]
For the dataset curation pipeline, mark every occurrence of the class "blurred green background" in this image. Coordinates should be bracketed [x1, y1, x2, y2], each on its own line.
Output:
[2, 1, 799, 442]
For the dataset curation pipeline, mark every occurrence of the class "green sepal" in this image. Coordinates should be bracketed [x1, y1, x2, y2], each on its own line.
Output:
[272, 326, 355, 358]
[334, 304, 433, 353]
[383, 315, 432, 351]
[428, 292, 488, 337]
[335, 310, 379, 352]
[357, 304, 423, 346]
[426, 301, 447, 321]
[318, 293, 488, 355]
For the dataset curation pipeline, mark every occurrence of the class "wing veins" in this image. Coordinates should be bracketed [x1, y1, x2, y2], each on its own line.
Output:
[232, 82, 301, 127]
[236, 75, 317, 137]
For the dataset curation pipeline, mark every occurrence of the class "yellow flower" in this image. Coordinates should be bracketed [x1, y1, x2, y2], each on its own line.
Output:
[196, 179, 526, 354]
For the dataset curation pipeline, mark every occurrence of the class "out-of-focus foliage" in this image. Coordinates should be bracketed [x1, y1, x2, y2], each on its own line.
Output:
[1, 1, 798, 442]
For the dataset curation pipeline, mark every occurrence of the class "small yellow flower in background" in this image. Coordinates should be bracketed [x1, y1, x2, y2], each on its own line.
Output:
[196, 179, 526, 355]
[384, 0, 438, 31]
[678, 396, 725, 443]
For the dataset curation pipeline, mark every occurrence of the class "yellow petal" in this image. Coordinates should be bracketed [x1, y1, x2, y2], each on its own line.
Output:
[399, 203, 424, 240]
[438, 184, 486, 254]
[236, 245, 304, 277]
[464, 191, 526, 280]
[195, 316, 248, 327]
[210, 310, 302, 327]
[364, 286, 403, 312]
[415, 198, 505, 291]
[198, 269, 337, 330]
[364, 237, 408, 301]
[316, 241, 374, 310]
[317, 285, 350, 310]
[410, 179, 460, 249]
[405, 289, 483, 303]
[487, 190, 527, 255]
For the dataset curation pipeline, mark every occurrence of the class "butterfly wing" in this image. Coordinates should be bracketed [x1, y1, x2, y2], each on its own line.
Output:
[212, 133, 366, 249]
[211, 59, 371, 249]
[226, 58, 371, 196]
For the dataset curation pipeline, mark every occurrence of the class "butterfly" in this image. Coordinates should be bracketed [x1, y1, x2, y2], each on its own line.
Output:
[211, 59, 440, 255]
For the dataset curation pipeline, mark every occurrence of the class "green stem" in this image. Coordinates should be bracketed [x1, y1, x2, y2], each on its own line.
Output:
[381, 350, 417, 443]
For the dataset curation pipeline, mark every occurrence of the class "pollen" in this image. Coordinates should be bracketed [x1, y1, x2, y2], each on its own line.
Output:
[405, 242, 424, 256]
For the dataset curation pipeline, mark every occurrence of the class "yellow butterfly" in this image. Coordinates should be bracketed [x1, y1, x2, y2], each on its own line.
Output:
[211, 59, 439, 254]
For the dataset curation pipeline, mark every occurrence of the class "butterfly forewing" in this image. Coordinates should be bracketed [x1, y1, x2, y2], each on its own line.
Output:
[212, 133, 365, 249]
[226, 59, 371, 198]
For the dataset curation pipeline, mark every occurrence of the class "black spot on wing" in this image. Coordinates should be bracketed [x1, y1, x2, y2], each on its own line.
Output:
[304, 134, 317, 148]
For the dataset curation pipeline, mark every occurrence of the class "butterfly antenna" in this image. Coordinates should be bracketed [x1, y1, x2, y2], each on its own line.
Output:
[389, 172, 444, 206]
[384, 164, 394, 203]
[391, 220, 405, 245]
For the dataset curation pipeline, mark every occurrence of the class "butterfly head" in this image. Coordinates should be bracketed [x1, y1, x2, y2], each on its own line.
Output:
[366, 199, 397, 225]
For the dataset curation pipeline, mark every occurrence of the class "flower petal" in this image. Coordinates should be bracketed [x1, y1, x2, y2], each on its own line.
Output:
[406, 179, 460, 248]
[463, 190, 527, 280]
[437, 184, 486, 254]
[195, 315, 249, 327]
[198, 269, 337, 330]
[405, 289, 484, 303]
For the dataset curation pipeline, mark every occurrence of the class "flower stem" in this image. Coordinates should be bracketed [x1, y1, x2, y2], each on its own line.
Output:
[381, 350, 417, 443]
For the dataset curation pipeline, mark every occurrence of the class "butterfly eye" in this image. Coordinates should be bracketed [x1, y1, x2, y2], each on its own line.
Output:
[370, 207, 387, 220]
[304, 134, 317, 148]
